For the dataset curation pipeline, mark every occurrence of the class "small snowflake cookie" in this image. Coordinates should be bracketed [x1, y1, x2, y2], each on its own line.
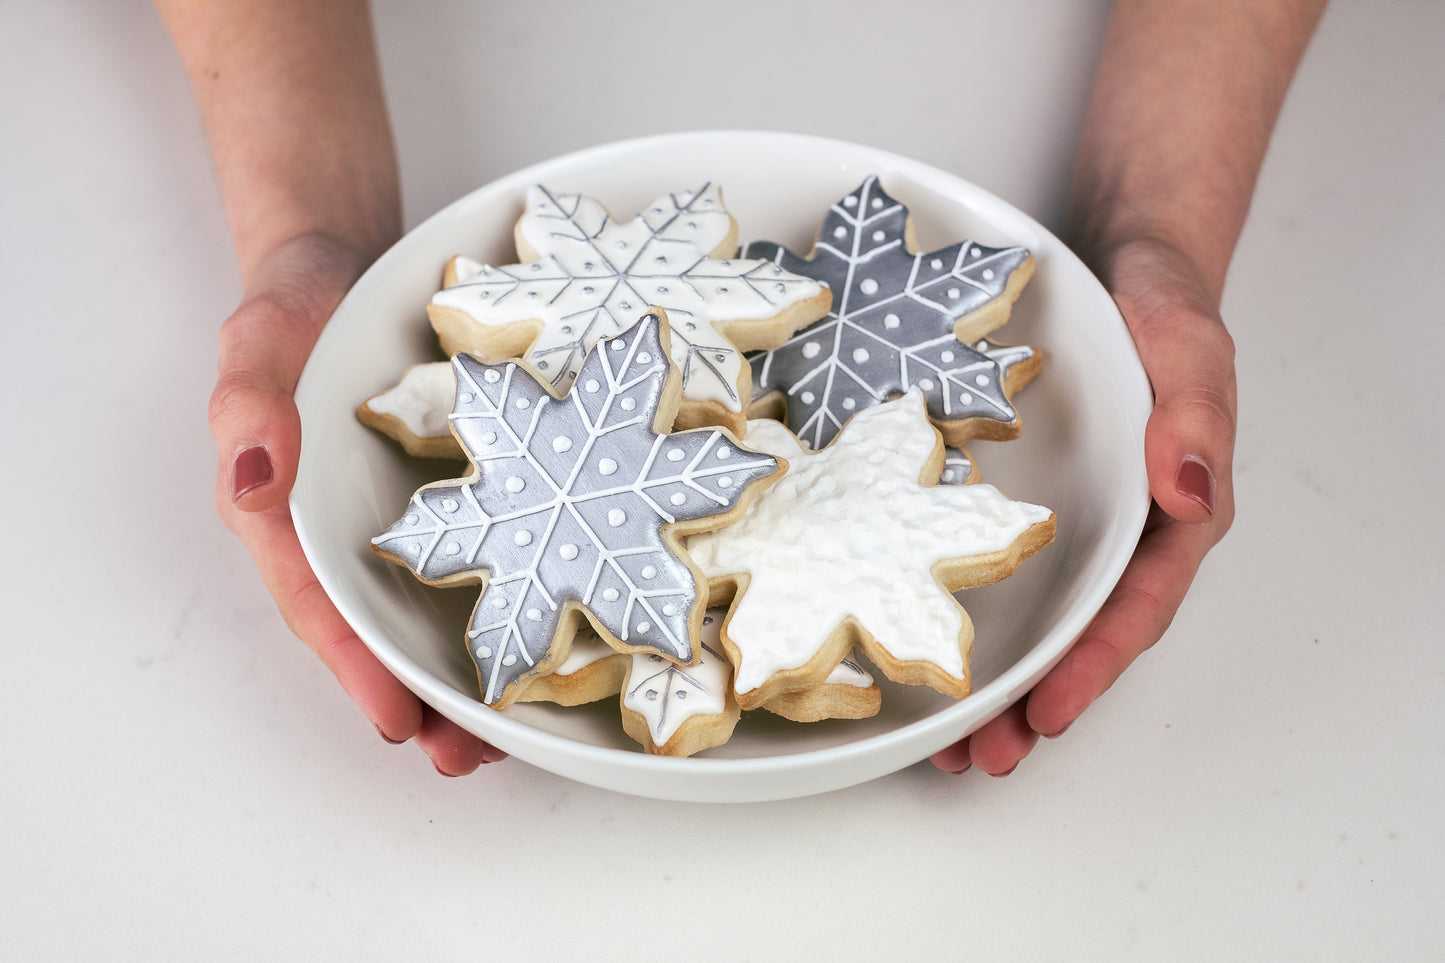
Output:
[518, 609, 882, 755]
[743, 176, 1039, 451]
[371, 311, 784, 709]
[687, 389, 1055, 709]
[426, 182, 832, 436]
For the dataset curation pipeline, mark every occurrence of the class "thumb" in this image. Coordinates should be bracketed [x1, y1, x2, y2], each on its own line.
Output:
[210, 236, 366, 515]
[1107, 242, 1237, 528]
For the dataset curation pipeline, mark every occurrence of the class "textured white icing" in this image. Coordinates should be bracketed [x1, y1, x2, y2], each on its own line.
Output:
[430, 184, 824, 410]
[687, 390, 1051, 695]
[367, 362, 455, 438]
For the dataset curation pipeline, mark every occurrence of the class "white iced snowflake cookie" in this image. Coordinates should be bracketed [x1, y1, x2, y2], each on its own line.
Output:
[358, 361, 465, 459]
[427, 183, 831, 435]
[687, 389, 1055, 708]
[372, 311, 785, 709]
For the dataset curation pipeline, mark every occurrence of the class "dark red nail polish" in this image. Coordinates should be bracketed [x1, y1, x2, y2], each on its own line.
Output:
[232, 446, 273, 501]
[1176, 455, 1215, 516]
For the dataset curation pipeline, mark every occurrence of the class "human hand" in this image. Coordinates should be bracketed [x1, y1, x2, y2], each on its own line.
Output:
[931, 236, 1236, 776]
[212, 231, 507, 775]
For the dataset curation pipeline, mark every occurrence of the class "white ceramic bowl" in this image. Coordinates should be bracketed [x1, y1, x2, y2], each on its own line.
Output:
[292, 131, 1151, 802]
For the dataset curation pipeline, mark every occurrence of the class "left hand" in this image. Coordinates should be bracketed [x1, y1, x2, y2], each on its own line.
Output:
[931, 236, 1236, 775]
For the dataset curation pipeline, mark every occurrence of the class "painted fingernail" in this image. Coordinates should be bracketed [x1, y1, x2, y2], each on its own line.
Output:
[375, 724, 405, 746]
[232, 446, 273, 501]
[1176, 455, 1215, 516]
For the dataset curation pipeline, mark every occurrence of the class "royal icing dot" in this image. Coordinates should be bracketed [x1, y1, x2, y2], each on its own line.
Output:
[842, 398, 856, 410]
[480, 431, 497, 444]
[663, 604, 678, 617]
[584, 379, 599, 392]
[670, 492, 686, 506]
[524, 610, 541, 622]
[940, 351, 955, 363]
[931, 258, 943, 270]
[801, 391, 815, 404]
[802, 342, 821, 359]
[947, 287, 961, 299]
[621, 398, 636, 411]
[833, 226, 848, 239]
[637, 620, 652, 633]
[645, 689, 659, 701]
[608, 508, 626, 527]
[884, 314, 900, 329]
[919, 378, 935, 390]
[492, 596, 507, 609]
[553, 436, 572, 453]
[459, 392, 474, 404]
[404, 514, 418, 526]
[610, 340, 626, 351]
[441, 498, 458, 512]
[603, 588, 620, 602]
[515, 398, 530, 409]
[476, 646, 493, 659]
[505, 476, 525, 493]
[976, 374, 991, 387]
[445, 542, 461, 555]
[502, 654, 518, 666]
[558, 544, 578, 560]
[971, 246, 982, 257]
[715, 447, 731, 459]
[982, 269, 995, 280]
[871, 197, 884, 210]
[514, 531, 532, 547]
[852, 348, 871, 364]
[638, 353, 652, 364]
[667, 448, 685, 462]
[719, 476, 733, 488]
[959, 392, 973, 404]
[641, 565, 657, 579]
[844, 195, 857, 207]
[859, 279, 879, 295]
[484, 370, 501, 383]
[598, 458, 618, 475]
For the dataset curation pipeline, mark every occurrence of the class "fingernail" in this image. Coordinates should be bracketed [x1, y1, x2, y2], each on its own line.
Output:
[991, 764, 1019, 778]
[1176, 455, 1215, 516]
[375, 724, 405, 746]
[433, 762, 461, 778]
[1041, 722, 1072, 740]
[232, 446, 273, 501]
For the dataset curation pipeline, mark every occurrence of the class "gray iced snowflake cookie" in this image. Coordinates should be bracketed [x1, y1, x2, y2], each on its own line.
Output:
[743, 176, 1039, 451]
[372, 311, 784, 708]
[427, 183, 831, 435]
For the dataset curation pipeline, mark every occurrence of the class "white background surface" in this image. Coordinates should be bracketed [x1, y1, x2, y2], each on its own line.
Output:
[2, 1, 1441, 959]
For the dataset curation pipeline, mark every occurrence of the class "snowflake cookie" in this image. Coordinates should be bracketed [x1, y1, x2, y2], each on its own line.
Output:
[518, 609, 881, 755]
[427, 183, 831, 435]
[743, 176, 1039, 451]
[687, 389, 1055, 708]
[372, 312, 784, 708]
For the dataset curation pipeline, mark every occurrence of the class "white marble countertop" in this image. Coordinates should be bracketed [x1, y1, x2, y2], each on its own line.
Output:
[3, 2, 1440, 958]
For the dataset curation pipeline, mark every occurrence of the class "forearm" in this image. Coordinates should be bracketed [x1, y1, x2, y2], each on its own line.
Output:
[156, 0, 400, 286]
[1070, 0, 1325, 302]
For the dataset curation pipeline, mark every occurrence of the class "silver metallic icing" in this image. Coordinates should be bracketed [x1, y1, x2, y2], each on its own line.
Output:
[372, 313, 780, 704]
[743, 175, 1033, 450]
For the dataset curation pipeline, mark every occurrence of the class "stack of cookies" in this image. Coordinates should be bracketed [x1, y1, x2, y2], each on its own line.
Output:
[363, 178, 1055, 756]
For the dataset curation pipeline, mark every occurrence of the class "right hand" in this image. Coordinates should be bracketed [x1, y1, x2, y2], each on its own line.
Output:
[210, 231, 506, 776]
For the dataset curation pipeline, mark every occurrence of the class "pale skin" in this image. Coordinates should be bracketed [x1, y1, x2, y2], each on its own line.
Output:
[157, 0, 1324, 778]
